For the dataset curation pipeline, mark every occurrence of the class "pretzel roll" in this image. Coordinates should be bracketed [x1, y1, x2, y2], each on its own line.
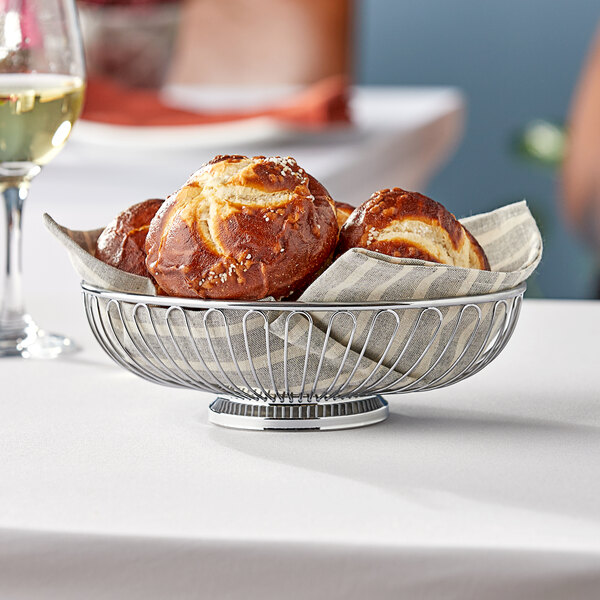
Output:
[334, 200, 355, 229]
[145, 155, 338, 299]
[338, 188, 490, 270]
[95, 198, 164, 277]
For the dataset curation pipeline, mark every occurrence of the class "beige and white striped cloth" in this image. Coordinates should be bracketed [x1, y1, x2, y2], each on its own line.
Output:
[44, 201, 542, 395]
[298, 200, 541, 303]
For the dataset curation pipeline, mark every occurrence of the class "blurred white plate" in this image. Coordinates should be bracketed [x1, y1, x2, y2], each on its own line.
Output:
[72, 116, 306, 150]
[71, 84, 344, 149]
[70, 81, 359, 149]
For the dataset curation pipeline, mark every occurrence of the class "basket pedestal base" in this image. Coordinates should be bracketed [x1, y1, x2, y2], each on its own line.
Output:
[208, 396, 389, 431]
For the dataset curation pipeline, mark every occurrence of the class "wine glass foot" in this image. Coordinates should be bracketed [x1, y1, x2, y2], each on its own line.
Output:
[0, 320, 77, 359]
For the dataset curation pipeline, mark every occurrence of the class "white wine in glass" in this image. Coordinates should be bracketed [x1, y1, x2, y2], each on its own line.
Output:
[0, 0, 85, 358]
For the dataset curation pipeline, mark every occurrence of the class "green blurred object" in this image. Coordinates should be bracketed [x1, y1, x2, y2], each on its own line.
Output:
[513, 119, 566, 169]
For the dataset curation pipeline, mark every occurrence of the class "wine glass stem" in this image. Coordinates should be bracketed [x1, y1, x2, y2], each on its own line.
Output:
[0, 166, 40, 336]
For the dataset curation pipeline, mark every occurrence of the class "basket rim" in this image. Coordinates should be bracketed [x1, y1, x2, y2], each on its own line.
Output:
[80, 281, 527, 311]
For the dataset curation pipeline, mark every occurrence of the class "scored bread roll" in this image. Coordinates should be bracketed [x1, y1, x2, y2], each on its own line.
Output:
[95, 198, 164, 278]
[145, 155, 339, 299]
[334, 200, 355, 229]
[338, 188, 490, 270]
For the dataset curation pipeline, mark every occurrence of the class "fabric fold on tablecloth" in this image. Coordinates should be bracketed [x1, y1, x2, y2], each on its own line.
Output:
[3, 528, 599, 600]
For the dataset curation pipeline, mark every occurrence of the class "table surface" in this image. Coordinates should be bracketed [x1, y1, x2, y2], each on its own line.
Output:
[3, 88, 600, 599]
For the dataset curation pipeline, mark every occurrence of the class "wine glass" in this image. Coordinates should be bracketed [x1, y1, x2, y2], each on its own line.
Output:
[0, 0, 85, 358]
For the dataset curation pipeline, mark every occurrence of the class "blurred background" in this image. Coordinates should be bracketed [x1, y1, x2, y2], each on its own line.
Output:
[74, 0, 600, 299]
[357, 0, 600, 300]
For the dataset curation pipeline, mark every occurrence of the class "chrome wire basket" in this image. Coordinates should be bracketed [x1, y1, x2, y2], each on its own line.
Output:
[82, 282, 525, 431]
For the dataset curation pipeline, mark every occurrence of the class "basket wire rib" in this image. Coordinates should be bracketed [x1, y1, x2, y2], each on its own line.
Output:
[82, 283, 525, 430]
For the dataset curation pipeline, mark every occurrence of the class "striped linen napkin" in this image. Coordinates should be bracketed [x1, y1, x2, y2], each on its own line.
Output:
[298, 200, 541, 303]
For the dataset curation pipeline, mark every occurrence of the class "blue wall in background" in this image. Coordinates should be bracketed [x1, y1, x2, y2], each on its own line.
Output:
[357, 0, 600, 298]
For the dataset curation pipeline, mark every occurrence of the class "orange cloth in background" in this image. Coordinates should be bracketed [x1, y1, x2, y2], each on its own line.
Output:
[81, 76, 351, 128]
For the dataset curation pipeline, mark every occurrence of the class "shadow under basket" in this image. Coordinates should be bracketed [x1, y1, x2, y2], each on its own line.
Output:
[82, 282, 525, 431]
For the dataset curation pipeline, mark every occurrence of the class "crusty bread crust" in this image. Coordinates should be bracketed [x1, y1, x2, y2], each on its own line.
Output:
[337, 188, 490, 270]
[145, 155, 339, 299]
[95, 198, 164, 277]
[334, 200, 355, 229]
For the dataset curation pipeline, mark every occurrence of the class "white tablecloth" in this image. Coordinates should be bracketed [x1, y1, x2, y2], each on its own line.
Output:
[3, 300, 600, 600]
[5, 87, 600, 599]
